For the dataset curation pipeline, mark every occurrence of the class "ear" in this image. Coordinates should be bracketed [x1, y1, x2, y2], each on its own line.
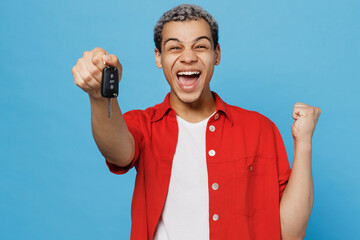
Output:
[214, 44, 221, 65]
[154, 48, 162, 68]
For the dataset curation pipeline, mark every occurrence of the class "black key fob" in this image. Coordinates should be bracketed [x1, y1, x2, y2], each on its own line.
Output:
[101, 66, 119, 98]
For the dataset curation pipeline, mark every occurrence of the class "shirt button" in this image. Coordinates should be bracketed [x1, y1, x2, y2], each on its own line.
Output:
[249, 165, 253, 172]
[209, 125, 215, 132]
[208, 150, 216, 156]
[214, 113, 220, 120]
[212, 214, 219, 221]
[212, 183, 219, 190]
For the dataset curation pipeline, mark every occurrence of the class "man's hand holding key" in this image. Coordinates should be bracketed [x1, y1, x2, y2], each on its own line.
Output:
[72, 47, 122, 99]
[72, 47, 135, 167]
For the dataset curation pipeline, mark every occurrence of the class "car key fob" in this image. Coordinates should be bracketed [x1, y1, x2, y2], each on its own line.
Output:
[101, 66, 119, 98]
[101, 65, 119, 118]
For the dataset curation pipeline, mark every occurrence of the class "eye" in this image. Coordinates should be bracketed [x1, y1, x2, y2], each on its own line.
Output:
[195, 45, 208, 50]
[169, 46, 181, 50]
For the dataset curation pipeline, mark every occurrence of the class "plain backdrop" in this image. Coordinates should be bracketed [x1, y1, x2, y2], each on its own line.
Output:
[1, 0, 359, 239]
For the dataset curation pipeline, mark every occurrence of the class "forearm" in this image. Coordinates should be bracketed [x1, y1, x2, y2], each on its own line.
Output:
[280, 140, 314, 240]
[90, 96, 135, 167]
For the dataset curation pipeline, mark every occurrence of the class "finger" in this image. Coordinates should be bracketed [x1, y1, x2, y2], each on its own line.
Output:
[101, 54, 119, 67]
[317, 107, 321, 115]
[78, 59, 101, 89]
[292, 102, 310, 119]
[92, 50, 108, 72]
[102, 54, 123, 81]
[91, 47, 108, 56]
[73, 68, 91, 92]
[85, 55, 103, 83]
[292, 111, 301, 120]
[294, 102, 309, 108]
[292, 106, 304, 120]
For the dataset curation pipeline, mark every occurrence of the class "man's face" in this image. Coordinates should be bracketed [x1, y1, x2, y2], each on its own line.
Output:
[155, 19, 221, 105]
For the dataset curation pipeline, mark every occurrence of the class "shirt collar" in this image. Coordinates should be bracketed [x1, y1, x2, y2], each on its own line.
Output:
[151, 93, 173, 122]
[151, 91, 233, 125]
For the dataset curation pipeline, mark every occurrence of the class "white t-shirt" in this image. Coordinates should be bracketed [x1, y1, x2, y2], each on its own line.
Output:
[153, 114, 213, 240]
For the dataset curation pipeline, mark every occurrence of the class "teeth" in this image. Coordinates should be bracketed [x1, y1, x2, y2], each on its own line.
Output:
[177, 71, 200, 76]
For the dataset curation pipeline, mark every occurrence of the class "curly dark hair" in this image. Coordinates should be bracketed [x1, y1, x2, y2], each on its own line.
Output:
[154, 4, 219, 53]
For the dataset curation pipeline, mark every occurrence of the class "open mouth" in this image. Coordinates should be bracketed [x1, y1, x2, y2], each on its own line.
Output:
[176, 71, 201, 90]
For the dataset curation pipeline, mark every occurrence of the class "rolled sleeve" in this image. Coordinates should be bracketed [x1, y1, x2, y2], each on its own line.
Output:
[272, 123, 292, 200]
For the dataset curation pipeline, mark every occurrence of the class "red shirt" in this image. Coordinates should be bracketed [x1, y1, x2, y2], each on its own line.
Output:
[106, 92, 291, 240]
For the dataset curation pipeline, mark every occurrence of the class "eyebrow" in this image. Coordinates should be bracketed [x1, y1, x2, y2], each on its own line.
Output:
[163, 36, 212, 47]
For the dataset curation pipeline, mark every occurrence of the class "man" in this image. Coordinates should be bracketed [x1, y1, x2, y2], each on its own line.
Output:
[72, 4, 320, 240]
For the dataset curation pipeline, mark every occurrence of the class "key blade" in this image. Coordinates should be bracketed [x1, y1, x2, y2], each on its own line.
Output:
[108, 98, 111, 119]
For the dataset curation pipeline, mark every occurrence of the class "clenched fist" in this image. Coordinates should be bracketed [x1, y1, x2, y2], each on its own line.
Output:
[72, 47, 122, 98]
[291, 103, 321, 142]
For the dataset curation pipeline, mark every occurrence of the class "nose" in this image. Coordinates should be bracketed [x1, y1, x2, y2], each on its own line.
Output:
[179, 49, 198, 64]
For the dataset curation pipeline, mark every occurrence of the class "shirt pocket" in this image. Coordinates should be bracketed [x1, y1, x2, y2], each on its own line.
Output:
[234, 155, 270, 216]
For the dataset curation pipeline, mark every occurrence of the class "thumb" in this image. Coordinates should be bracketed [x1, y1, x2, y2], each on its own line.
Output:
[293, 111, 301, 120]
[101, 54, 123, 80]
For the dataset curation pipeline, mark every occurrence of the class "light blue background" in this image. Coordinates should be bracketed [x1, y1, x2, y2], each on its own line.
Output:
[1, 0, 359, 239]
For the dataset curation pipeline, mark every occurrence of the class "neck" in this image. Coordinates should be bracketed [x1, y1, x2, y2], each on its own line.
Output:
[170, 90, 216, 123]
